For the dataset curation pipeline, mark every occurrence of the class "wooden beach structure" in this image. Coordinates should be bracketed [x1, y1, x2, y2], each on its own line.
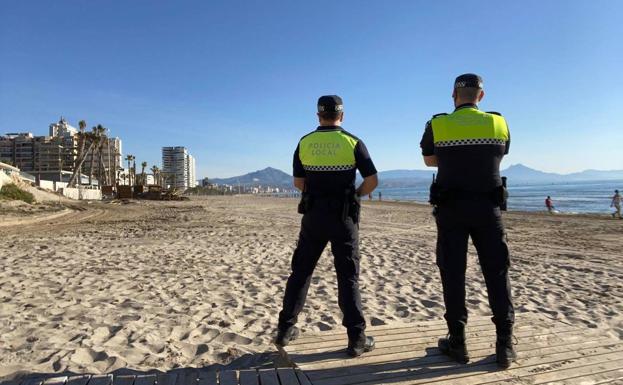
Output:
[4, 313, 622, 385]
[281, 313, 623, 384]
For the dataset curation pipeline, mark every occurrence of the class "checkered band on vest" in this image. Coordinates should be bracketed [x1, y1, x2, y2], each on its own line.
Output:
[435, 138, 506, 147]
[303, 164, 356, 171]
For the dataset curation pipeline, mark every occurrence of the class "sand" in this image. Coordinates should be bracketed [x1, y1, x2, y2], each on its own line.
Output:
[1, 196, 621, 380]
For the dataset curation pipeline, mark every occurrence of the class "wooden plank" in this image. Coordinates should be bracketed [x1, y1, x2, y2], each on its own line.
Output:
[196, 372, 216, 385]
[257, 369, 279, 385]
[332, 343, 623, 385]
[289, 317, 494, 346]
[0, 379, 21, 385]
[132, 375, 155, 385]
[426, 349, 623, 385]
[21, 379, 44, 385]
[290, 323, 581, 362]
[66, 376, 91, 385]
[237, 370, 258, 385]
[173, 370, 197, 385]
[112, 376, 135, 385]
[530, 358, 623, 384]
[600, 377, 623, 385]
[155, 373, 176, 385]
[308, 338, 618, 385]
[43, 376, 68, 385]
[295, 370, 312, 385]
[88, 375, 113, 385]
[298, 325, 587, 371]
[276, 368, 300, 385]
[534, 367, 623, 385]
[287, 321, 577, 353]
[289, 313, 547, 344]
[217, 371, 236, 385]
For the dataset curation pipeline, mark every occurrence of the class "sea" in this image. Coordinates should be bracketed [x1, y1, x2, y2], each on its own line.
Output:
[376, 180, 623, 214]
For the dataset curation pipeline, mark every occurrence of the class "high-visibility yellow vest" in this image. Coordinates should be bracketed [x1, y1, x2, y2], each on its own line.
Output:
[431, 107, 509, 147]
[299, 129, 358, 171]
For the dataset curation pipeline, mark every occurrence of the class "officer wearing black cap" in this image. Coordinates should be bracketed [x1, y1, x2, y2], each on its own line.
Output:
[275, 95, 378, 357]
[420, 74, 516, 368]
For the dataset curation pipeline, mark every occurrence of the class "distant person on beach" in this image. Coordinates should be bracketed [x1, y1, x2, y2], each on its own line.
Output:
[545, 196, 555, 213]
[420, 73, 516, 368]
[275, 95, 378, 357]
[378, 191, 382, 201]
[612, 190, 622, 219]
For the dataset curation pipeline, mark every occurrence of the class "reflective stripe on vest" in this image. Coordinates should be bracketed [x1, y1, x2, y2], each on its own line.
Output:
[431, 108, 509, 147]
[299, 130, 358, 171]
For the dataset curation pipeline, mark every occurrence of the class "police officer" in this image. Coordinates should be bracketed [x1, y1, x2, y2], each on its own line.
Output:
[420, 74, 516, 368]
[276, 95, 378, 357]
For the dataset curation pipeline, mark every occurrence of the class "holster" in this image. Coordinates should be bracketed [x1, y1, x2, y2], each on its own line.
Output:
[297, 192, 312, 214]
[493, 185, 508, 211]
[429, 181, 442, 206]
[342, 189, 361, 224]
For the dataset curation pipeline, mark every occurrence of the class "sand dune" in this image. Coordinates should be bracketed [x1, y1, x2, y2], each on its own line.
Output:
[1, 196, 621, 379]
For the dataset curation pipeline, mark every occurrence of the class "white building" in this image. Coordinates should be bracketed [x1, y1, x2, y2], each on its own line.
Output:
[162, 146, 197, 190]
[187, 154, 196, 188]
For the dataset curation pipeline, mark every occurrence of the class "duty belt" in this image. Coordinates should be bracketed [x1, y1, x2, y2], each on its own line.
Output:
[430, 184, 507, 208]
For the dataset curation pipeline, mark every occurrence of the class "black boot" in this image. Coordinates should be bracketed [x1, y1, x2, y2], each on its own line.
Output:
[347, 335, 375, 357]
[275, 326, 299, 347]
[496, 335, 517, 369]
[438, 333, 469, 364]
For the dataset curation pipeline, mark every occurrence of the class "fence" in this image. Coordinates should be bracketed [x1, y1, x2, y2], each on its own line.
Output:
[59, 187, 102, 200]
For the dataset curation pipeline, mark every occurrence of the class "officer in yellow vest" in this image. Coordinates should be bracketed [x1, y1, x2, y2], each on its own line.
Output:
[276, 95, 378, 357]
[420, 74, 516, 368]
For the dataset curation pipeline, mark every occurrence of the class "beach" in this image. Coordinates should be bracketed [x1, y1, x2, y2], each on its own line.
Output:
[1, 196, 622, 380]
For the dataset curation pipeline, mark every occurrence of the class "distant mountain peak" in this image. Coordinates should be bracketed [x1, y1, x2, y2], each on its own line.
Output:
[210, 167, 292, 187]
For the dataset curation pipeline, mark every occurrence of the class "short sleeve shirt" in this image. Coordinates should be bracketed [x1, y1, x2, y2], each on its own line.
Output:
[293, 126, 377, 194]
[419, 104, 511, 192]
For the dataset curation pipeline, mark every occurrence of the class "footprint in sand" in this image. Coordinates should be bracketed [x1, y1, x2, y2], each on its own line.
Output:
[215, 332, 252, 345]
[370, 317, 387, 326]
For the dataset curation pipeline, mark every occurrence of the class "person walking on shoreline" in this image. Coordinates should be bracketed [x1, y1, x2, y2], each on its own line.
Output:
[545, 196, 555, 213]
[420, 74, 516, 368]
[612, 190, 622, 219]
[275, 95, 378, 357]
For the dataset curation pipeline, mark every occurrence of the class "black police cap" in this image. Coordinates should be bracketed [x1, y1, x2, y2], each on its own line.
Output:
[454, 73, 483, 89]
[317, 95, 344, 112]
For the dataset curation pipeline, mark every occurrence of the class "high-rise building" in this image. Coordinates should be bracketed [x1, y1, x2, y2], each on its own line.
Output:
[162, 146, 196, 190]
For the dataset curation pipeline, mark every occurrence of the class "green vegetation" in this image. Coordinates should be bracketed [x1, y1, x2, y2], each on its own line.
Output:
[0, 183, 35, 204]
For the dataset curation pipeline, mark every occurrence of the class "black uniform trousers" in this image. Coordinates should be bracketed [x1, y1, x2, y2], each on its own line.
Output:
[435, 199, 515, 337]
[278, 197, 366, 340]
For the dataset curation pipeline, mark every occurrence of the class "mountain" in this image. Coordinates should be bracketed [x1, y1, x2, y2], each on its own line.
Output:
[501, 164, 561, 182]
[375, 164, 623, 186]
[209, 164, 623, 188]
[502, 164, 623, 183]
[210, 167, 292, 187]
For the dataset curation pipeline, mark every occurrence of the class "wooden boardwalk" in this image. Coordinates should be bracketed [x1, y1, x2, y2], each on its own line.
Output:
[281, 313, 623, 384]
[2, 368, 311, 385]
[5, 314, 621, 385]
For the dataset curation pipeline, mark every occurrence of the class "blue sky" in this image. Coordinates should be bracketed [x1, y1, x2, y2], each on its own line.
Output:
[1, 1, 621, 178]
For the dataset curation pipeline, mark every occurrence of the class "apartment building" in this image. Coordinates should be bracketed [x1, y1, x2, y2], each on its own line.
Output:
[162, 146, 197, 190]
[0, 117, 122, 184]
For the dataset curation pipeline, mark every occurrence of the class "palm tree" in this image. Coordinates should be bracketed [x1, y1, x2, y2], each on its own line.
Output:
[140, 161, 147, 186]
[96, 125, 108, 186]
[132, 158, 137, 186]
[68, 120, 87, 187]
[125, 154, 134, 185]
[88, 125, 104, 186]
[150, 165, 159, 186]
